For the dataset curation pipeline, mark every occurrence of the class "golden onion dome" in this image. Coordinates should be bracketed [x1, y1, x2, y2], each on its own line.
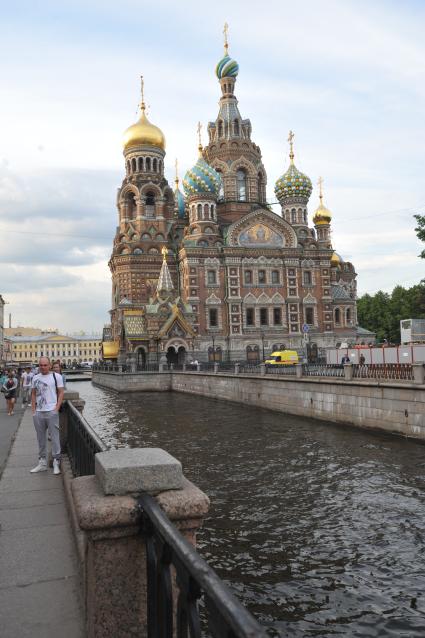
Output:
[330, 251, 342, 267]
[123, 106, 166, 152]
[313, 203, 332, 226]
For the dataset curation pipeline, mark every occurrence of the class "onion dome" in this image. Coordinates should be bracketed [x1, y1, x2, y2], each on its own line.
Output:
[183, 148, 222, 198]
[313, 177, 332, 225]
[123, 77, 165, 151]
[215, 23, 239, 79]
[275, 131, 312, 205]
[331, 252, 343, 267]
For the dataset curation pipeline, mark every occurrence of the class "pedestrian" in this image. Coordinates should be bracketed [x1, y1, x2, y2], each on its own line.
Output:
[2, 370, 18, 415]
[359, 353, 366, 365]
[341, 354, 350, 364]
[21, 366, 34, 406]
[52, 360, 67, 389]
[30, 356, 64, 475]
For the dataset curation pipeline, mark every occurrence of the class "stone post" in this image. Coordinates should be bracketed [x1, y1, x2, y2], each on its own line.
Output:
[344, 362, 353, 381]
[412, 362, 425, 385]
[260, 363, 266, 376]
[295, 363, 303, 379]
[196, 363, 201, 372]
[214, 362, 219, 374]
[71, 448, 210, 638]
[234, 363, 240, 375]
[182, 363, 186, 372]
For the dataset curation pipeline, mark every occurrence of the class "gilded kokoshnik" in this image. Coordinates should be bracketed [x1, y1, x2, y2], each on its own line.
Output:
[30, 357, 64, 475]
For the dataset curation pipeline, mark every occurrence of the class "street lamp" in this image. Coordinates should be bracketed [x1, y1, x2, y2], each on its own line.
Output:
[211, 334, 215, 362]
[261, 330, 265, 362]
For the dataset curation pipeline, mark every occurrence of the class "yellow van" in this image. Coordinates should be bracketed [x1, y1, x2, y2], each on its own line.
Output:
[265, 350, 299, 366]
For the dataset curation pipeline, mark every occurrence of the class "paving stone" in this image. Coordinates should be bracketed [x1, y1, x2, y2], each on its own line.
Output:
[0, 502, 68, 530]
[0, 488, 64, 510]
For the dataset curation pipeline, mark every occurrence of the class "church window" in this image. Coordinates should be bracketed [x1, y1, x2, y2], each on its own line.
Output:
[346, 308, 351, 324]
[260, 308, 268, 325]
[197, 204, 202, 220]
[153, 158, 157, 172]
[291, 209, 297, 223]
[305, 307, 314, 325]
[303, 211, 307, 223]
[146, 157, 151, 171]
[138, 157, 143, 172]
[209, 308, 218, 327]
[246, 308, 254, 326]
[218, 120, 224, 137]
[207, 270, 217, 285]
[289, 269, 295, 276]
[237, 169, 247, 201]
[233, 119, 239, 136]
[131, 158, 136, 173]
[258, 270, 266, 284]
[303, 271, 312, 285]
[271, 270, 279, 284]
[273, 308, 282, 325]
[141, 233, 151, 240]
[158, 160, 162, 172]
[126, 160, 130, 175]
[155, 233, 165, 240]
[146, 191, 155, 206]
[244, 270, 252, 284]
[211, 204, 215, 219]
[289, 288, 296, 296]
[335, 308, 341, 324]
[246, 345, 260, 362]
[204, 203, 209, 218]
[258, 173, 264, 203]
[197, 240, 208, 247]
[126, 191, 137, 219]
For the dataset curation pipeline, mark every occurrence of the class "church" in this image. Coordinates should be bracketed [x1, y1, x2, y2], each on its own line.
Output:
[102, 29, 358, 366]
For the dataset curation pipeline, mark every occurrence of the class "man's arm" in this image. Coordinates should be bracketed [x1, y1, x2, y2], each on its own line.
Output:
[31, 388, 36, 414]
[56, 387, 64, 412]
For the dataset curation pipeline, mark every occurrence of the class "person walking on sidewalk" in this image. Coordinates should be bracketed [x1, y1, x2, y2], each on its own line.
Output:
[2, 370, 18, 415]
[21, 366, 33, 406]
[30, 357, 64, 475]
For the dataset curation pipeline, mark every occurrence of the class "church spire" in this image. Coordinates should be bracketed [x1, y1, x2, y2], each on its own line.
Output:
[156, 247, 174, 297]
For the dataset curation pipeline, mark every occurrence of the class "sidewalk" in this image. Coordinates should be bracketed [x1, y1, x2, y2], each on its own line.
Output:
[0, 408, 85, 637]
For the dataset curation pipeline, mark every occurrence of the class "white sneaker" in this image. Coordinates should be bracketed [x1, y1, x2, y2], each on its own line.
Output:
[53, 459, 61, 475]
[30, 460, 47, 473]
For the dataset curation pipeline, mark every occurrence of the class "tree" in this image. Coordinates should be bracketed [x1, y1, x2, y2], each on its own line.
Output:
[414, 214, 425, 258]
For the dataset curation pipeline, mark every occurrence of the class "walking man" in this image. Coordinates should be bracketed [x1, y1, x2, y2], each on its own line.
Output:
[21, 366, 33, 406]
[30, 357, 64, 475]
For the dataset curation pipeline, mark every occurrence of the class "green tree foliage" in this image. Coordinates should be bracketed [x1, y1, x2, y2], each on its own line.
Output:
[357, 281, 425, 343]
[414, 214, 425, 258]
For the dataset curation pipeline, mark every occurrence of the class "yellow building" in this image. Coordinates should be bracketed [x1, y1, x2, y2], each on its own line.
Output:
[8, 334, 102, 366]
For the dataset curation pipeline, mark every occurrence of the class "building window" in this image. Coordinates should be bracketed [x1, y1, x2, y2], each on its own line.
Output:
[246, 308, 254, 326]
[218, 120, 223, 137]
[209, 308, 218, 327]
[271, 270, 279, 284]
[233, 119, 239, 135]
[346, 308, 351, 324]
[303, 271, 312, 285]
[244, 270, 252, 284]
[291, 209, 296, 223]
[335, 308, 341, 324]
[246, 345, 260, 362]
[289, 288, 296, 296]
[237, 169, 247, 201]
[258, 270, 266, 284]
[273, 308, 281, 325]
[305, 307, 314, 325]
[260, 308, 268, 325]
[207, 270, 217, 285]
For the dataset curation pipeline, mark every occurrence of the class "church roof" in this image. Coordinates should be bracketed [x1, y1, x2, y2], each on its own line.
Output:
[331, 285, 352, 301]
[123, 315, 146, 338]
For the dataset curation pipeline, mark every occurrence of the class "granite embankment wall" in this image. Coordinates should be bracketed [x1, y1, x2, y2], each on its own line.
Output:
[92, 371, 425, 440]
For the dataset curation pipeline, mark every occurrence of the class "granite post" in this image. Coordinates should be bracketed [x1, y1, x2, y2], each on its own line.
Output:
[412, 362, 425, 385]
[344, 362, 353, 381]
[71, 448, 210, 638]
[295, 363, 303, 379]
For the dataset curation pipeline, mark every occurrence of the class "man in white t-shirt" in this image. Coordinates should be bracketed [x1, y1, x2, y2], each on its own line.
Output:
[21, 367, 33, 406]
[30, 356, 64, 475]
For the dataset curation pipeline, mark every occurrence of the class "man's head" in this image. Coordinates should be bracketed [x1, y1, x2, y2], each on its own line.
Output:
[52, 361, 61, 373]
[38, 357, 51, 375]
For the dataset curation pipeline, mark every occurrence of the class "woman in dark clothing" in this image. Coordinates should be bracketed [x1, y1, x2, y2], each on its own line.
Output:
[2, 370, 18, 415]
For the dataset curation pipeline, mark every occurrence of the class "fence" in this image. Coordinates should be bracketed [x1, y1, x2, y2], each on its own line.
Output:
[352, 363, 414, 381]
[64, 399, 266, 637]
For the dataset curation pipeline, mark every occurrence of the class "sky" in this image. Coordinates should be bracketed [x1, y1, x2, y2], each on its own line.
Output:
[0, 0, 424, 333]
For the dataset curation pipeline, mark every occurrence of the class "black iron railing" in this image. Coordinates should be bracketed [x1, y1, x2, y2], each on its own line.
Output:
[302, 363, 345, 378]
[65, 401, 107, 476]
[137, 492, 267, 638]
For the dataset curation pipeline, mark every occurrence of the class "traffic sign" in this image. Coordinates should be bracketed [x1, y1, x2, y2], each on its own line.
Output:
[302, 324, 310, 333]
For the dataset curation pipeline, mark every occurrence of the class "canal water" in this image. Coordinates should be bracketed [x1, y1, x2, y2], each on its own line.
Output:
[72, 382, 425, 637]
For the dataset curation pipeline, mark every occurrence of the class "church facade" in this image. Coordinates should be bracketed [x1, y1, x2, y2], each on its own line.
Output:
[102, 36, 358, 366]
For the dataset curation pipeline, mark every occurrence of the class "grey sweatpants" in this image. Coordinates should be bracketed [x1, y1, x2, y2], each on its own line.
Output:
[33, 410, 61, 461]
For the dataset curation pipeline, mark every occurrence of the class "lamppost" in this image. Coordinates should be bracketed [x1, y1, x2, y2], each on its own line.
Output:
[155, 337, 160, 366]
[260, 330, 265, 362]
[211, 334, 215, 362]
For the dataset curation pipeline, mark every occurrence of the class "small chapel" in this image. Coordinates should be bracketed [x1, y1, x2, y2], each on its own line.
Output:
[102, 28, 360, 366]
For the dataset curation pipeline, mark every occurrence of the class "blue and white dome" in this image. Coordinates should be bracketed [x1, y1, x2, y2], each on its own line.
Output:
[174, 186, 186, 218]
[275, 163, 313, 205]
[215, 55, 239, 79]
[183, 157, 222, 197]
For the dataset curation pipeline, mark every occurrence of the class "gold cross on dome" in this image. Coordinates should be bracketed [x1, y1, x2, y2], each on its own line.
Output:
[318, 176, 324, 204]
[175, 158, 179, 185]
[288, 130, 295, 162]
[140, 75, 146, 112]
[223, 22, 229, 55]
[197, 121, 203, 152]
[161, 246, 168, 259]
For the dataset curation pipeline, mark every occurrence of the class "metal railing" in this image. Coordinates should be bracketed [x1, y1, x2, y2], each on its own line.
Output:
[352, 363, 413, 381]
[303, 364, 345, 378]
[65, 401, 107, 476]
[265, 364, 297, 375]
[138, 492, 267, 638]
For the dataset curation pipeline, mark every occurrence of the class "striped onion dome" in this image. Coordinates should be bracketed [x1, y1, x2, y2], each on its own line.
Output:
[183, 156, 222, 197]
[275, 163, 313, 205]
[215, 54, 239, 79]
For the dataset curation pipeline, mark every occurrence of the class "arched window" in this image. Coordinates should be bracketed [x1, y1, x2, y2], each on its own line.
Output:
[305, 307, 314, 325]
[153, 158, 157, 172]
[158, 160, 162, 173]
[258, 173, 264, 203]
[211, 204, 215, 219]
[216, 170, 224, 201]
[138, 157, 143, 172]
[237, 169, 247, 201]
[126, 160, 130, 175]
[125, 191, 137, 219]
[291, 208, 297, 223]
[145, 157, 151, 171]
[346, 308, 351, 324]
[233, 119, 239, 136]
[203, 203, 209, 219]
[197, 204, 202, 220]
[218, 120, 224, 137]
[131, 158, 136, 173]
[335, 308, 341, 324]
[145, 191, 155, 206]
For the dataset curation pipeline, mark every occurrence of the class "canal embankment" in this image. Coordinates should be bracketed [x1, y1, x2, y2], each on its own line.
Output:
[92, 370, 425, 440]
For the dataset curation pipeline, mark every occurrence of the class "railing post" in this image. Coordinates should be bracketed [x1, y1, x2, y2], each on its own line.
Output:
[214, 362, 219, 374]
[196, 363, 201, 372]
[71, 448, 210, 638]
[412, 362, 425, 385]
[182, 362, 186, 372]
[234, 363, 240, 375]
[260, 363, 266, 376]
[344, 362, 353, 381]
[295, 363, 303, 379]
